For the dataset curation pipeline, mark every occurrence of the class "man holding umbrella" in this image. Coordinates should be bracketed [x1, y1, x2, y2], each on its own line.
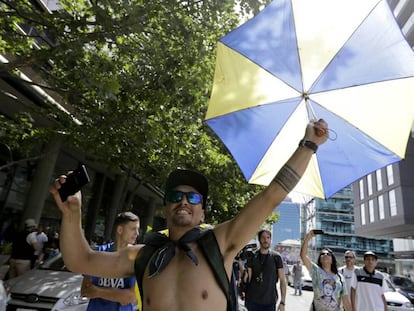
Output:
[49, 120, 328, 311]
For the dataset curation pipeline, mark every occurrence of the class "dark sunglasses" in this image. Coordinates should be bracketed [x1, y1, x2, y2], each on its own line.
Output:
[320, 252, 332, 257]
[345, 256, 354, 259]
[165, 190, 203, 205]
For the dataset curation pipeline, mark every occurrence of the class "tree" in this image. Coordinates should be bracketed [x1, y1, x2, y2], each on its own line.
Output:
[0, 0, 271, 224]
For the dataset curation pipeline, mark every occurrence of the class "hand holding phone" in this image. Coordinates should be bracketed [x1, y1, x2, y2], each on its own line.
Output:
[58, 165, 90, 202]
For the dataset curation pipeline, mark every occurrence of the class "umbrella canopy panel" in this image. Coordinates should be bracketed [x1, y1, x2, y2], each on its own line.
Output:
[206, 0, 414, 198]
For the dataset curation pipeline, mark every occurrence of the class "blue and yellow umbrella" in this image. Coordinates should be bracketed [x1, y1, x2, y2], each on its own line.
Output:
[206, 0, 414, 199]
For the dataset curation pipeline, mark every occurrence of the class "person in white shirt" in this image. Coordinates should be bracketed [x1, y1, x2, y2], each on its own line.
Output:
[338, 250, 358, 294]
[34, 224, 48, 263]
[350, 251, 388, 311]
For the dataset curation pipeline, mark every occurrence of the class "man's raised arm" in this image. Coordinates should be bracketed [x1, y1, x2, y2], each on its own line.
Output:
[215, 119, 328, 259]
[49, 178, 137, 278]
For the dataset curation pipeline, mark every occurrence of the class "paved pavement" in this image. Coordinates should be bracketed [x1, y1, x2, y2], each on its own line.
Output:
[238, 287, 313, 310]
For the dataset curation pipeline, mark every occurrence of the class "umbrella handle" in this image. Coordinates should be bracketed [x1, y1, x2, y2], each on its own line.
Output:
[305, 98, 337, 140]
[315, 127, 337, 140]
[305, 98, 317, 121]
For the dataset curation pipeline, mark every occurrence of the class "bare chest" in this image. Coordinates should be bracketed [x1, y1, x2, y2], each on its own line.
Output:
[142, 246, 228, 311]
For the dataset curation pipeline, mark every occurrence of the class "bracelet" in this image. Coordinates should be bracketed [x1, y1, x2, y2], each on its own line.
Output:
[280, 301, 285, 305]
[299, 139, 318, 153]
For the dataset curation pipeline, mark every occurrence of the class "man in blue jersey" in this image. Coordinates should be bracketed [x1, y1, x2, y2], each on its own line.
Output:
[81, 212, 140, 311]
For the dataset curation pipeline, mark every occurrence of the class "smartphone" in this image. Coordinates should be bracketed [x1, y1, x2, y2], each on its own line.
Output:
[58, 165, 90, 202]
[313, 229, 324, 235]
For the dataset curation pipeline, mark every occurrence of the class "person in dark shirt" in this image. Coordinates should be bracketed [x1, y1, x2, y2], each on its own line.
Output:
[9, 219, 39, 278]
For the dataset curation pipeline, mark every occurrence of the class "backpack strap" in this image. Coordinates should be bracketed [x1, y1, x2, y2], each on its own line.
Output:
[134, 232, 170, 301]
[134, 244, 157, 301]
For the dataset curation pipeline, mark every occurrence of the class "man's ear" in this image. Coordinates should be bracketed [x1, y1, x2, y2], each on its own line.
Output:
[117, 225, 123, 235]
[200, 210, 205, 223]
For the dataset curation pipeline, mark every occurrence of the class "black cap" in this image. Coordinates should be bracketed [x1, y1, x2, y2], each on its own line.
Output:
[164, 169, 208, 209]
[363, 251, 378, 259]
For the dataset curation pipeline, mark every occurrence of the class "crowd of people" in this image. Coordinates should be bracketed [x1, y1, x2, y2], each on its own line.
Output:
[1, 120, 398, 311]
[0, 218, 61, 310]
[211, 230, 392, 311]
[0, 218, 61, 278]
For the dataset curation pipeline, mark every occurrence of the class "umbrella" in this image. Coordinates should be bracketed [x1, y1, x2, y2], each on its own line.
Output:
[205, 0, 414, 199]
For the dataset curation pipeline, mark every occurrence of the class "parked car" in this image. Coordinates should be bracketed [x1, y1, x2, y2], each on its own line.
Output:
[5, 252, 89, 311]
[288, 264, 313, 290]
[385, 278, 414, 311]
[388, 275, 414, 305]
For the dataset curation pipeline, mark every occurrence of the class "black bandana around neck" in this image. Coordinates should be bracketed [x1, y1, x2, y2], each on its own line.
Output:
[145, 226, 208, 278]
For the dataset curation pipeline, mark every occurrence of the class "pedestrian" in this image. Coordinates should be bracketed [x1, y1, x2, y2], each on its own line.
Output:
[49, 119, 328, 310]
[244, 229, 286, 311]
[34, 224, 48, 264]
[8, 219, 39, 278]
[292, 261, 303, 295]
[350, 251, 388, 311]
[81, 212, 140, 311]
[338, 250, 358, 294]
[283, 260, 290, 284]
[300, 230, 352, 311]
[233, 257, 244, 298]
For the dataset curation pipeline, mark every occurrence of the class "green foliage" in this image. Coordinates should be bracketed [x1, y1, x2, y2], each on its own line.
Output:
[0, 0, 269, 223]
[0, 113, 50, 157]
[264, 212, 280, 227]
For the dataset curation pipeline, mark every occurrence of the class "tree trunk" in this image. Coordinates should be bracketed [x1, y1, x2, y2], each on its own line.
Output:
[21, 136, 62, 229]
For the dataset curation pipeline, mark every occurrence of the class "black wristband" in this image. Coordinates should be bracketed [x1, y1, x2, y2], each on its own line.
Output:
[280, 301, 285, 305]
[299, 139, 318, 153]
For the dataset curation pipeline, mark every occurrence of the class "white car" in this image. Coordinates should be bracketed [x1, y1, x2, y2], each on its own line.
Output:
[5, 253, 89, 311]
[288, 265, 313, 290]
[385, 279, 414, 311]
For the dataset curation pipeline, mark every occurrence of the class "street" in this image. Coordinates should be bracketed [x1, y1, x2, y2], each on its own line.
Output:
[283, 289, 313, 310]
[239, 288, 313, 311]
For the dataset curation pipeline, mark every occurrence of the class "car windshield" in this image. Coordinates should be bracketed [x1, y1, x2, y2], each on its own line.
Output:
[38, 254, 70, 271]
[391, 276, 414, 288]
[385, 279, 396, 292]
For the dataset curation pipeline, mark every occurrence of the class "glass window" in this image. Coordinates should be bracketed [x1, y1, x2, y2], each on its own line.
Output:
[386, 165, 394, 186]
[367, 174, 373, 195]
[369, 200, 374, 223]
[378, 195, 385, 220]
[389, 189, 397, 216]
[361, 203, 366, 225]
[376, 170, 382, 191]
[359, 180, 364, 200]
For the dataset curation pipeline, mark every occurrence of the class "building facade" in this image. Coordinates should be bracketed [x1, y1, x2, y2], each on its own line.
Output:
[271, 199, 301, 247]
[303, 187, 395, 272]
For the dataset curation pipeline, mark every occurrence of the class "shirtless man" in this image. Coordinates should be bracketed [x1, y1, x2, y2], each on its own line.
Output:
[49, 119, 328, 311]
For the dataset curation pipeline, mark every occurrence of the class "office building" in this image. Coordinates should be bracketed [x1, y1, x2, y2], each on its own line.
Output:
[303, 186, 394, 272]
[271, 199, 301, 246]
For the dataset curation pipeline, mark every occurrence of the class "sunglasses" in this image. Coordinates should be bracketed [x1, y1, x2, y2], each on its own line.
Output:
[320, 252, 332, 257]
[165, 190, 203, 205]
[345, 256, 354, 259]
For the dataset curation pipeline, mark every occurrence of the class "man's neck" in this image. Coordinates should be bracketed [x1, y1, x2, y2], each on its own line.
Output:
[115, 239, 129, 251]
[169, 225, 196, 241]
[259, 247, 270, 254]
[364, 266, 375, 274]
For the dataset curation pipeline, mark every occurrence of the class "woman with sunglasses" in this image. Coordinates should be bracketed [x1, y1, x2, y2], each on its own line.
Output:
[300, 229, 352, 311]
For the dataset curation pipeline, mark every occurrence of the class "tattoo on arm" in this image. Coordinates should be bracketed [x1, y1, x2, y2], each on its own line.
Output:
[273, 164, 300, 193]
